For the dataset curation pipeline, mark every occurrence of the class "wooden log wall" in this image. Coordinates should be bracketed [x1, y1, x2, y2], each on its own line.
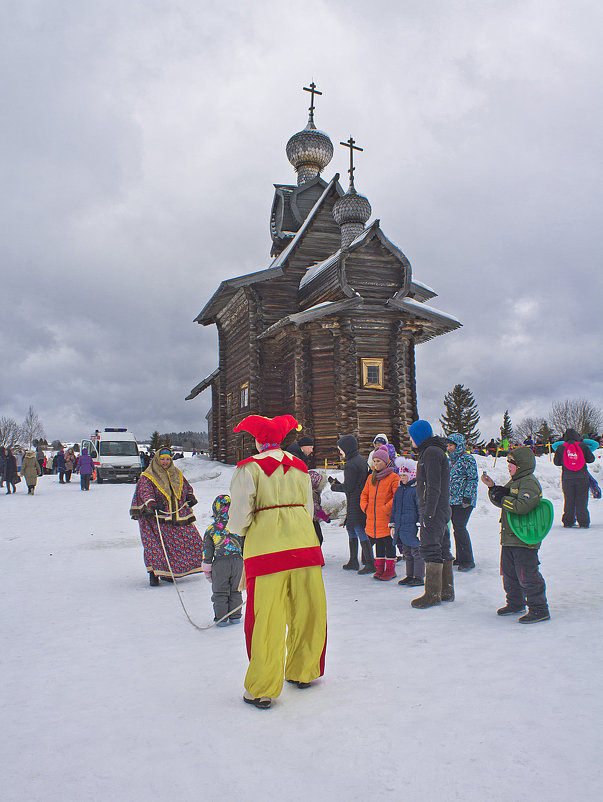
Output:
[215, 291, 253, 464]
[351, 316, 394, 458]
[308, 327, 337, 459]
[389, 323, 418, 453]
[338, 319, 360, 443]
[344, 240, 406, 301]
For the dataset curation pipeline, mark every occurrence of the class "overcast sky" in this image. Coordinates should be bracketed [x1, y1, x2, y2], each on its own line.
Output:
[2, 0, 602, 444]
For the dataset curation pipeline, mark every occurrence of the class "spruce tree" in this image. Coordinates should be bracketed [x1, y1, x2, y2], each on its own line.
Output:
[500, 410, 514, 443]
[149, 430, 162, 451]
[537, 419, 555, 445]
[440, 384, 483, 447]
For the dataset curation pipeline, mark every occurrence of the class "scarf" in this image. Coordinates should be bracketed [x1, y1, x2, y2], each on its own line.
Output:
[371, 461, 395, 485]
[142, 452, 184, 510]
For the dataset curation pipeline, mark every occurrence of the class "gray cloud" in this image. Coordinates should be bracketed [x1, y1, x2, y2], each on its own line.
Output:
[2, 0, 602, 443]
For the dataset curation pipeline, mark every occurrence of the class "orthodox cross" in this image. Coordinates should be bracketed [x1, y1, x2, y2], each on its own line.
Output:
[340, 136, 363, 187]
[303, 81, 322, 125]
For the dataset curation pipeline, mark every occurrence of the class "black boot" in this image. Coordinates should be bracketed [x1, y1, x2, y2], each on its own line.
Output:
[342, 538, 359, 570]
[357, 540, 375, 574]
[149, 571, 160, 586]
[497, 604, 525, 616]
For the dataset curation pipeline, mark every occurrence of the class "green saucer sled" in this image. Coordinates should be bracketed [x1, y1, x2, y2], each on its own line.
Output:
[507, 499, 554, 544]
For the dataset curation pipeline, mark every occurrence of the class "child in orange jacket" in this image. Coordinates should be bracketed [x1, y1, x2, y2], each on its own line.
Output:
[360, 447, 400, 580]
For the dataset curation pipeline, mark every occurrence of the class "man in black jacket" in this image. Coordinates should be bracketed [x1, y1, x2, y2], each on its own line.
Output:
[329, 434, 374, 574]
[286, 436, 314, 466]
[553, 428, 595, 528]
[408, 420, 454, 608]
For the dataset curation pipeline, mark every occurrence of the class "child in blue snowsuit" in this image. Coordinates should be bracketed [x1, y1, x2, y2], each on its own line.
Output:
[202, 494, 244, 626]
[389, 460, 424, 587]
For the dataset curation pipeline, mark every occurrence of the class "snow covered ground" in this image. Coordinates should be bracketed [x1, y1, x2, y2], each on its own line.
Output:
[2, 452, 603, 802]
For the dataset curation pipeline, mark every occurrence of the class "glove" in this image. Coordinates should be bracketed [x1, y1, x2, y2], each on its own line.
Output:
[202, 562, 212, 583]
[145, 501, 158, 517]
[327, 476, 335, 485]
[461, 497, 472, 508]
[186, 493, 197, 507]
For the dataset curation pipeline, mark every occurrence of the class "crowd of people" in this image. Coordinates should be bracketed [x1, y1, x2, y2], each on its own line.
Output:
[126, 416, 600, 711]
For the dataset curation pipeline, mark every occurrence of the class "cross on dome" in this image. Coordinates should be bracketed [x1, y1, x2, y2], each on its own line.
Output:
[303, 81, 322, 125]
[340, 136, 363, 188]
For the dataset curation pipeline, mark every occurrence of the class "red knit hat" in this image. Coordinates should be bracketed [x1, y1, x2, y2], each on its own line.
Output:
[233, 414, 301, 444]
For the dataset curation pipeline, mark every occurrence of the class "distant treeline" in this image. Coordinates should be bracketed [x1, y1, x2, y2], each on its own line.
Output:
[148, 430, 209, 451]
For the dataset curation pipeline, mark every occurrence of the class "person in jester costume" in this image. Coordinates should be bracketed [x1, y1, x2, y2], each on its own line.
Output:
[228, 414, 327, 709]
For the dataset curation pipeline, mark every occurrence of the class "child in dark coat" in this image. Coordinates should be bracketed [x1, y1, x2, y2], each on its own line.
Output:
[389, 459, 424, 587]
[202, 494, 244, 626]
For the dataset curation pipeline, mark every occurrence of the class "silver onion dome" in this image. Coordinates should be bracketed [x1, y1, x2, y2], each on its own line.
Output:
[286, 121, 334, 185]
[333, 186, 372, 248]
[333, 186, 372, 226]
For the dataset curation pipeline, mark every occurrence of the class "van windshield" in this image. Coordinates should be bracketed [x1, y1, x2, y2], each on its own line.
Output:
[99, 441, 139, 457]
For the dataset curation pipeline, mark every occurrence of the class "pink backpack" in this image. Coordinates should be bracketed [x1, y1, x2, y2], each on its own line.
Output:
[562, 442, 586, 471]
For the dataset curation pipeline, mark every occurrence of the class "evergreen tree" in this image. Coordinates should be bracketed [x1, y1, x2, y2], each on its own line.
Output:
[163, 433, 172, 448]
[149, 430, 162, 451]
[500, 410, 514, 443]
[537, 419, 555, 445]
[440, 384, 483, 447]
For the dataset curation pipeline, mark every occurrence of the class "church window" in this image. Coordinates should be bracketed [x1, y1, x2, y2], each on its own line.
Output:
[361, 358, 384, 389]
[240, 382, 249, 409]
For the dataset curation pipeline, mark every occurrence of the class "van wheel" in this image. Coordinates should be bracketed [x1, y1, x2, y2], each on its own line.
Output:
[97, 471, 103, 484]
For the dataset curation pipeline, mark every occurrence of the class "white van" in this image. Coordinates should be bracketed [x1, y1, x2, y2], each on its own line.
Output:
[81, 428, 142, 483]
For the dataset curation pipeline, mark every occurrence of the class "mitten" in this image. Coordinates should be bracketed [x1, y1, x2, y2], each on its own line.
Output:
[461, 497, 472, 508]
[202, 562, 212, 582]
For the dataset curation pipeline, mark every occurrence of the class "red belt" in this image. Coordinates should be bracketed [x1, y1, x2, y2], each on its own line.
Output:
[254, 503, 305, 513]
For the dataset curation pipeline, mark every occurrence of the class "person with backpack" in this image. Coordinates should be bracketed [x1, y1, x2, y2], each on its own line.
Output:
[553, 428, 595, 528]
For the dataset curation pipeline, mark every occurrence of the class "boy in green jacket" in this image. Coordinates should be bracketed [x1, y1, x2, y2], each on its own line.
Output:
[481, 446, 550, 624]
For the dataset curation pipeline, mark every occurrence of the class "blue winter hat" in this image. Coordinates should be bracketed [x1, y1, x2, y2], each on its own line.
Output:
[409, 420, 433, 447]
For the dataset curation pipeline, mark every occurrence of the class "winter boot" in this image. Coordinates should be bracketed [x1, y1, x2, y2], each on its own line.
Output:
[398, 576, 413, 586]
[497, 604, 525, 615]
[406, 577, 424, 587]
[378, 559, 397, 581]
[149, 571, 160, 587]
[411, 562, 443, 609]
[372, 558, 385, 579]
[343, 538, 359, 570]
[441, 560, 455, 602]
[518, 609, 550, 624]
[357, 540, 375, 574]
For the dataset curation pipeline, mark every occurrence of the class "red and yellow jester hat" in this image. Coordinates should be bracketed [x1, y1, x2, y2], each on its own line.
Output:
[233, 414, 301, 444]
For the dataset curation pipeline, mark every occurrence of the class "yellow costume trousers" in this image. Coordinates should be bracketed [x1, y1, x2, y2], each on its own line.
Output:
[244, 565, 327, 699]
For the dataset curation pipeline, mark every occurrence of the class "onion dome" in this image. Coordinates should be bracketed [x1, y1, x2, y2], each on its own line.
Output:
[333, 186, 372, 248]
[286, 120, 334, 186]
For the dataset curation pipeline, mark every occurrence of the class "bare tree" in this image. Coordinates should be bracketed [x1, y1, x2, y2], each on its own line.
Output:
[515, 417, 543, 443]
[549, 399, 603, 438]
[0, 417, 23, 449]
[22, 406, 45, 449]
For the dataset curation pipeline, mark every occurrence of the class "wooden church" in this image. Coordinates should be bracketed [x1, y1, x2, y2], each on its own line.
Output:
[187, 85, 461, 464]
